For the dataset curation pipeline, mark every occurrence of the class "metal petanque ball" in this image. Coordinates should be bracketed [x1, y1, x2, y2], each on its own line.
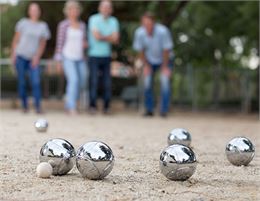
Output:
[35, 119, 48, 132]
[225, 137, 255, 166]
[160, 144, 197, 181]
[168, 128, 191, 146]
[39, 138, 76, 175]
[76, 141, 114, 180]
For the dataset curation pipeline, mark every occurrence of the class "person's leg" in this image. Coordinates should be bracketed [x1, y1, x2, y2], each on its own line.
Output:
[144, 74, 153, 114]
[160, 60, 173, 115]
[89, 57, 99, 109]
[144, 64, 158, 114]
[101, 57, 111, 111]
[77, 60, 88, 110]
[15, 56, 29, 111]
[29, 63, 42, 113]
[63, 59, 79, 111]
[160, 73, 171, 115]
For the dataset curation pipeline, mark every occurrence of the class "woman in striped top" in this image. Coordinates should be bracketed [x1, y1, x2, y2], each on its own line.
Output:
[54, 0, 88, 115]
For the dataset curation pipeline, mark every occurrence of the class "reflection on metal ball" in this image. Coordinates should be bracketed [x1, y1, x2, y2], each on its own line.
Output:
[39, 138, 76, 175]
[76, 141, 114, 180]
[226, 137, 255, 166]
[168, 128, 191, 146]
[160, 144, 197, 181]
[35, 119, 48, 132]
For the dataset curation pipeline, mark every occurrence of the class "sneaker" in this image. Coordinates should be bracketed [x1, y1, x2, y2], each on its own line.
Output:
[22, 108, 29, 113]
[160, 112, 168, 118]
[143, 111, 154, 117]
[103, 108, 112, 115]
[88, 107, 97, 115]
[36, 108, 44, 114]
[67, 109, 78, 116]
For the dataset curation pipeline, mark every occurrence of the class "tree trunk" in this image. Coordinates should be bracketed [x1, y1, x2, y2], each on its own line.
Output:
[161, 0, 189, 27]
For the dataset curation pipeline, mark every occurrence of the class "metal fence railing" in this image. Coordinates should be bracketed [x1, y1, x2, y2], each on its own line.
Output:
[1, 58, 259, 113]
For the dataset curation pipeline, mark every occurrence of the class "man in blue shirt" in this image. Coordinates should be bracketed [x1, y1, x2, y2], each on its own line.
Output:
[133, 12, 174, 117]
[88, 0, 119, 114]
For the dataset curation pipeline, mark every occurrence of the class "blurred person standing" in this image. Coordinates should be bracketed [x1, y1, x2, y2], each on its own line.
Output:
[54, 0, 88, 115]
[11, 2, 51, 113]
[88, 0, 119, 114]
[133, 12, 174, 117]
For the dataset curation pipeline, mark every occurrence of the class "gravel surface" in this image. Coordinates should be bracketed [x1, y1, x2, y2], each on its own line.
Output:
[0, 109, 259, 201]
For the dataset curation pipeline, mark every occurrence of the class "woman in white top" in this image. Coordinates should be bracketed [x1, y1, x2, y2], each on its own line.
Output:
[54, 0, 88, 115]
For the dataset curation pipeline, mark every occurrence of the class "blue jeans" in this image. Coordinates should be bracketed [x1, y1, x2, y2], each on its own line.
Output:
[89, 57, 111, 110]
[15, 55, 41, 111]
[63, 58, 88, 110]
[144, 61, 173, 113]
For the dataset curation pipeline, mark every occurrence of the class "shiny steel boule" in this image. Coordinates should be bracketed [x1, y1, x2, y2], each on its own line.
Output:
[39, 138, 76, 175]
[225, 137, 255, 166]
[168, 128, 191, 146]
[76, 141, 114, 180]
[160, 144, 197, 181]
[35, 119, 48, 132]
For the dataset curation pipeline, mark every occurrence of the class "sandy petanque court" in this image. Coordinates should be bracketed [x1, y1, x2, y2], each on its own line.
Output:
[0, 108, 259, 201]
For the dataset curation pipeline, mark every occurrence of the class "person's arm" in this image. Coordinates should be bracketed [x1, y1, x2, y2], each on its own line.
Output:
[11, 19, 24, 65]
[161, 28, 173, 76]
[54, 22, 65, 74]
[92, 29, 103, 41]
[32, 23, 50, 68]
[91, 17, 119, 44]
[54, 22, 65, 61]
[133, 29, 151, 76]
[31, 38, 47, 68]
[10, 32, 20, 65]
[89, 16, 102, 41]
[83, 33, 88, 49]
[140, 51, 152, 76]
[161, 49, 170, 68]
[161, 49, 171, 77]
[92, 29, 119, 44]
[81, 22, 88, 49]
[139, 51, 149, 66]
[102, 32, 119, 44]
[104, 18, 120, 44]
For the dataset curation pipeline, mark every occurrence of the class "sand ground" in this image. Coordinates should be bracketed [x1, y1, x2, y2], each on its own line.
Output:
[0, 108, 259, 201]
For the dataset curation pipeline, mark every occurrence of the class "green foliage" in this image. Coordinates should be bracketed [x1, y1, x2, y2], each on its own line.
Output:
[1, 3, 26, 57]
[172, 1, 259, 68]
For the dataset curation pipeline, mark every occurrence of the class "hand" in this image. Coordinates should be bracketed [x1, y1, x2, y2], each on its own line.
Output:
[83, 41, 88, 49]
[11, 53, 16, 65]
[10, 53, 17, 75]
[143, 64, 151, 76]
[161, 65, 171, 77]
[31, 56, 40, 68]
[56, 62, 63, 75]
[95, 32, 105, 41]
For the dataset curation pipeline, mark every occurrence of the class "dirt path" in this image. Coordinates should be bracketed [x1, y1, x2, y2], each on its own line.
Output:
[0, 109, 259, 201]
